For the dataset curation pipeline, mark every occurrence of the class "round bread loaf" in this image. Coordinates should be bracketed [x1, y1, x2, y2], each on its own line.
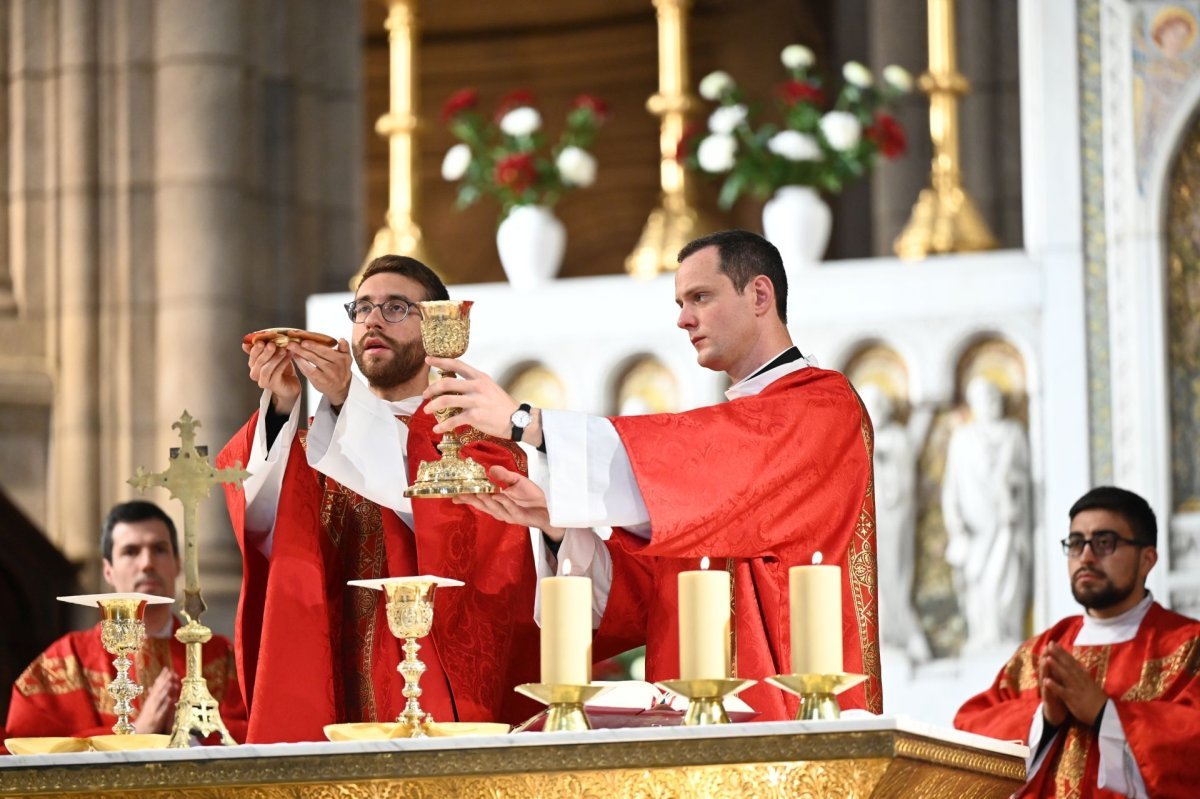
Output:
[243, 328, 338, 348]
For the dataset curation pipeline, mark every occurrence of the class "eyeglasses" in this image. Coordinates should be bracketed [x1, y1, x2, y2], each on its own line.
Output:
[1060, 531, 1144, 558]
[344, 298, 419, 324]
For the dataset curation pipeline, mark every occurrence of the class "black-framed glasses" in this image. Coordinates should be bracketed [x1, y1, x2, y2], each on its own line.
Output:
[1060, 531, 1143, 558]
[344, 298, 419, 324]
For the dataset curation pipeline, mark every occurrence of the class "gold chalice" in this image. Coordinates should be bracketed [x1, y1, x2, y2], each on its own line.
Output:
[404, 300, 497, 497]
[59, 593, 174, 735]
[348, 576, 464, 737]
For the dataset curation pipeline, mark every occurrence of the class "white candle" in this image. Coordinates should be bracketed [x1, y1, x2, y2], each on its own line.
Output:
[789, 563, 843, 674]
[540, 561, 592, 685]
[678, 558, 731, 680]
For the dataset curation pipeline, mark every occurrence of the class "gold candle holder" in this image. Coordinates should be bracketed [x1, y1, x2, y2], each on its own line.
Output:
[349, 576, 464, 737]
[767, 672, 866, 720]
[515, 683, 607, 732]
[656, 678, 755, 726]
[404, 301, 496, 498]
[59, 593, 175, 735]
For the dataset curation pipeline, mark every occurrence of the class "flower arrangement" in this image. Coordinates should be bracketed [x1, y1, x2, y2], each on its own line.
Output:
[682, 45, 913, 208]
[440, 89, 609, 221]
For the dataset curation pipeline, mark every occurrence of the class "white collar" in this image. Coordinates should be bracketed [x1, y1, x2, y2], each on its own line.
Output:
[725, 350, 818, 401]
[388, 396, 424, 416]
[1074, 591, 1155, 646]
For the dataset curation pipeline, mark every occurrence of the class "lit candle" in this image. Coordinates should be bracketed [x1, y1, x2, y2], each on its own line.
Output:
[678, 557, 731, 680]
[540, 559, 592, 685]
[789, 556, 843, 675]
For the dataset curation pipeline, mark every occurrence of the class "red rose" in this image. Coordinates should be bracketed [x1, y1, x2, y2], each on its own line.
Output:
[494, 152, 538, 193]
[441, 88, 479, 122]
[674, 121, 701, 161]
[776, 79, 826, 107]
[571, 93, 610, 121]
[494, 89, 539, 122]
[866, 113, 906, 158]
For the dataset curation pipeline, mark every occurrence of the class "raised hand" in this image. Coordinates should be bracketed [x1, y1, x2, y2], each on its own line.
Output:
[453, 466, 564, 540]
[244, 340, 302, 414]
[423, 357, 522, 439]
[290, 338, 353, 408]
[134, 668, 181, 734]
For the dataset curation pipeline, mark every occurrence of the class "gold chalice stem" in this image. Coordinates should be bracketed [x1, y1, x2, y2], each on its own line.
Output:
[107, 648, 142, 735]
[399, 636, 429, 734]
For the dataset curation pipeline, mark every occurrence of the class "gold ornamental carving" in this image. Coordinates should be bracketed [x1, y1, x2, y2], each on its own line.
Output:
[893, 0, 998, 260]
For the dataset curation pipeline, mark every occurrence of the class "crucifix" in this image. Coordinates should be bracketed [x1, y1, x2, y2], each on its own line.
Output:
[129, 410, 249, 748]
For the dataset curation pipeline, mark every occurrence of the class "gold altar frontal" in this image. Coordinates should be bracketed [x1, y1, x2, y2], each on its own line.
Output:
[0, 719, 1025, 798]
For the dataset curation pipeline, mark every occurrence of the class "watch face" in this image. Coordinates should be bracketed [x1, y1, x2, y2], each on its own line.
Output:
[511, 410, 532, 428]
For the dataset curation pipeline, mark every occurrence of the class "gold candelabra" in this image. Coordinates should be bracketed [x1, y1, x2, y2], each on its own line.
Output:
[893, 0, 998, 260]
[625, 0, 711, 279]
[129, 411, 249, 747]
[404, 301, 496, 497]
[353, 0, 432, 288]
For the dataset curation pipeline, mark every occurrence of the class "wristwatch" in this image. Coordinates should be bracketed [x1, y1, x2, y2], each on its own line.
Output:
[510, 403, 533, 442]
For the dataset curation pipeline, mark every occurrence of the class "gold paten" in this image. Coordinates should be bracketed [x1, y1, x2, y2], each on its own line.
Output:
[405, 301, 496, 498]
[128, 411, 249, 748]
[655, 678, 756, 726]
[352, 0, 433, 289]
[894, 0, 998, 260]
[97, 598, 148, 735]
[624, 0, 713, 279]
[514, 683, 607, 732]
[768, 672, 868, 720]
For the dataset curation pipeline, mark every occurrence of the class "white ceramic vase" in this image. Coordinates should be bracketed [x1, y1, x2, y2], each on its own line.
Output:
[495, 205, 566, 290]
[761, 186, 832, 269]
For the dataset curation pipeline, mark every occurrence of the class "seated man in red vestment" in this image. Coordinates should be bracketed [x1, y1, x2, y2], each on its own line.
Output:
[955, 486, 1200, 798]
[5, 501, 247, 745]
[219, 255, 541, 743]
[423, 230, 882, 720]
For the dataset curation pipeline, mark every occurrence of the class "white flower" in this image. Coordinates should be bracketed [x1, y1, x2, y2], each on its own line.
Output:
[819, 111, 862, 151]
[781, 44, 815, 70]
[556, 146, 597, 187]
[883, 64, 914, 93]
[842, 61, 873, 88]
[707, 104, 748, 135]
[696, 133, 737, 173]
[499, 106, 541, 137]
[698, 70, 735, 101]
[440, 143, 471, 181]
[768, 130, 821, 161]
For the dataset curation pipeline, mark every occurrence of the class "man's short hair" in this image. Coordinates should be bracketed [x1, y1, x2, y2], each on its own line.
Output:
[357, 255, 449, 303]
[677, 230, 788, 323]
[1068, 486, 1158, 547]
[101, 501, 180, 562]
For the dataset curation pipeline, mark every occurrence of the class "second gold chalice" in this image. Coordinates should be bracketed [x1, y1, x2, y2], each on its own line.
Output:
[405, 300, 496, 498]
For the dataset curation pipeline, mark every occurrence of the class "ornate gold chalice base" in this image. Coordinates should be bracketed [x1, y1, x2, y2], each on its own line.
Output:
[767, 672, 867, 720]
[348, 576, 464, 737]
[515, 683, 607, 732]
[656, 678, 756, 726]
[405, 300, 496, 498]
[58, 593, 175, 735]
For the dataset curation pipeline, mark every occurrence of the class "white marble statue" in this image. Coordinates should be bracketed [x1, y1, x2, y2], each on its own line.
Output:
[941, 376, 1032, 653]
[860, 385, 932, 664]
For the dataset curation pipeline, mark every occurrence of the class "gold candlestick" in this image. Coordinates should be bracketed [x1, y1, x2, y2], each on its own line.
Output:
[515, 683, 607, 732]
[129, 411, 249, 748]
[893, 0, 998, 260]
[625, 0, 712, 279]
[353, 0, 433, 289]
[656, 678, 755, 726]
[59, 593, 174, 735]
[404, 301, 496, 497]
[349, 576, 463, 737]
[767, 672, 866, 720]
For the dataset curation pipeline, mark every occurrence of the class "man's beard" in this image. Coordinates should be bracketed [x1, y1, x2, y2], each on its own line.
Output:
[353, 333, 426, 390]
[1071, 567, 1136, 611]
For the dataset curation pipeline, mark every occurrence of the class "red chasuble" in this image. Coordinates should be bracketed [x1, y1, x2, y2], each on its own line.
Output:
[955, 603, 1200, 798]
[596, 367, 881, 719]
[4, 620, 246, 745]
[219, 404, 541, 744]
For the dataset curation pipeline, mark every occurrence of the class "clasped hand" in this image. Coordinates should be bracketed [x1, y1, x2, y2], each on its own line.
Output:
[1040, 641, 1109, 728]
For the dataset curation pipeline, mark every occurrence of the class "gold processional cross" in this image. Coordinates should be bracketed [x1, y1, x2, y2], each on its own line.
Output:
[129, 410, 249, 748]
